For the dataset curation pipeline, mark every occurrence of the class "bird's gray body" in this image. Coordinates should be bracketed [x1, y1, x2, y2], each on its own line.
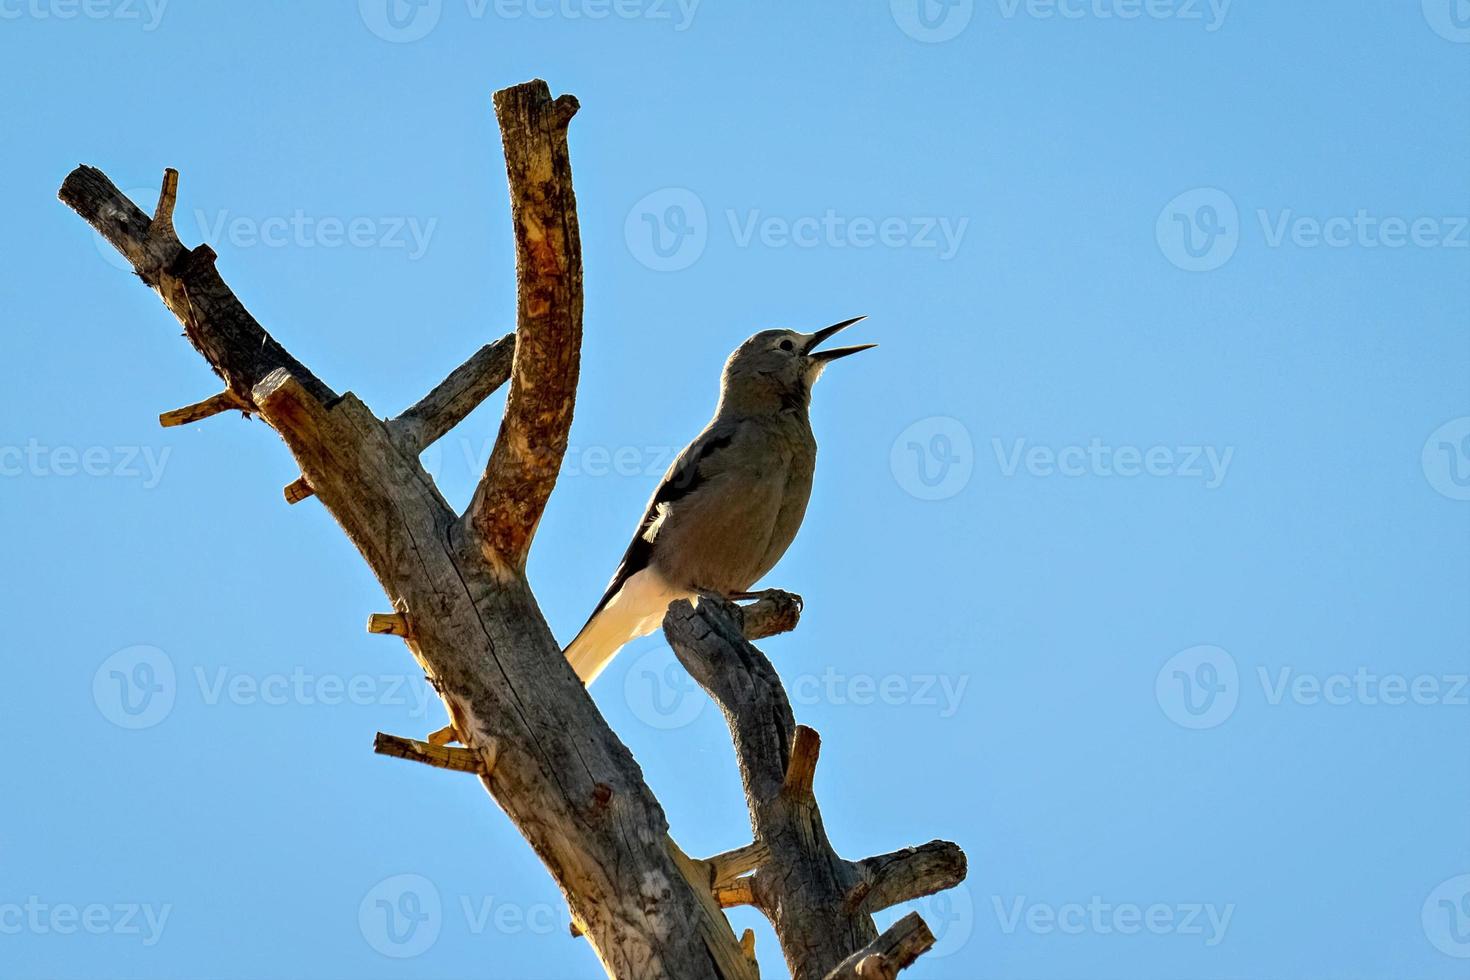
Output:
[650, 412, 816, 594]
[565, 320, 873, 684]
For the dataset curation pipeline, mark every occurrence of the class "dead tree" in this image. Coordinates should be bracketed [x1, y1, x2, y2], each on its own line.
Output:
[60, 79, 966, 980]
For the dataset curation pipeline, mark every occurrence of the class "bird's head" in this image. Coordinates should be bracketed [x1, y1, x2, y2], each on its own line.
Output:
[717, 316, 876, 416]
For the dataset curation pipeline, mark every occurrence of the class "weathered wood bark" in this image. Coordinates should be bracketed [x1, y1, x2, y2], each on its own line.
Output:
[665, 596, 967, 980]
[394, 332, 516, 453]
[821, 914, 935, 980]
[466, 83, 584, 570]
[60, 78, 966, 979]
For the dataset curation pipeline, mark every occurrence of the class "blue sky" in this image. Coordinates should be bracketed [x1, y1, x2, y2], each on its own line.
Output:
[2, 2, 1468, 977]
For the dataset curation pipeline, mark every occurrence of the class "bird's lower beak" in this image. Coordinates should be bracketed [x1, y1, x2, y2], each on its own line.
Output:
[805, 316, 877, 362]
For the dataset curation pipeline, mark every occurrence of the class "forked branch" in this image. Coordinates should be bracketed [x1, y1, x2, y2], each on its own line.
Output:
[664, 597, 967, 979]
[392, 332, 516, 452]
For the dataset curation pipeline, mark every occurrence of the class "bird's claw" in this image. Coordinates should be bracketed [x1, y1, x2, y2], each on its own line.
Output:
[729, 588, 804, 612]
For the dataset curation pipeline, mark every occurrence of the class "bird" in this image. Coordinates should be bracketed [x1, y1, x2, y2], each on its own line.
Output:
[564, 316, 876, 684]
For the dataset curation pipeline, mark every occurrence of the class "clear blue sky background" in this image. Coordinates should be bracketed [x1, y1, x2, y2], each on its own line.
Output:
[3, 2, 1468, 978]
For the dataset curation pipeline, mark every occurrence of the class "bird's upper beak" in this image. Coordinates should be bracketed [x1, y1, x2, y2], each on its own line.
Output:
[803, 316, 877, 362]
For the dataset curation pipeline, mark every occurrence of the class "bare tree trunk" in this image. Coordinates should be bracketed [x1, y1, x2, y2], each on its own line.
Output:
[59, 79, 965, 979]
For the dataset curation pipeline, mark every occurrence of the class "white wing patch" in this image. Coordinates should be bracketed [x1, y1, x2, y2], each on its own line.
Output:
[642, 502, 672, 544]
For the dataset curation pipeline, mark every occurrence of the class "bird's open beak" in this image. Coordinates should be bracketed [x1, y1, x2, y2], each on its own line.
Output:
[805, 316, 877, 362]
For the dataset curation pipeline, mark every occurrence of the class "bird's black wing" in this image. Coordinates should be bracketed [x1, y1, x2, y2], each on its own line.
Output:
[580, 419, 739, 622]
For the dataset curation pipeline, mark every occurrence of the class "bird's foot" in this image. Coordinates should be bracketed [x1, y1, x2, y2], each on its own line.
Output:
[728, 588, 804, 612]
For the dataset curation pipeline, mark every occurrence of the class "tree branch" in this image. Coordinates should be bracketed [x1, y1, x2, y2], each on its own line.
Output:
[59, 166, 333, 406]
[663, 596, 966, 978]
[466, 80, 584, 569]
[704, 840, 771, 889]
[849, 841, 967, 915]
[392, 332, 516, 452]
[158, 389, 249, 427]
[821, 913, 935, 980]
[374, 731, 492, 775]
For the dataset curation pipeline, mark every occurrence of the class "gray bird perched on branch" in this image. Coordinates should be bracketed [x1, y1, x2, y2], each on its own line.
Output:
[565, 317, 876, 684]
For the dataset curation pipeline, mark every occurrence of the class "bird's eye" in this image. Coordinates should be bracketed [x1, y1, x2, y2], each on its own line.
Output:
[779, 339, 795, 352]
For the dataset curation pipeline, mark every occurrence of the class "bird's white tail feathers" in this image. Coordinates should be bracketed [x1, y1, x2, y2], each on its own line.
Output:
[565, 569, 690, 685]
